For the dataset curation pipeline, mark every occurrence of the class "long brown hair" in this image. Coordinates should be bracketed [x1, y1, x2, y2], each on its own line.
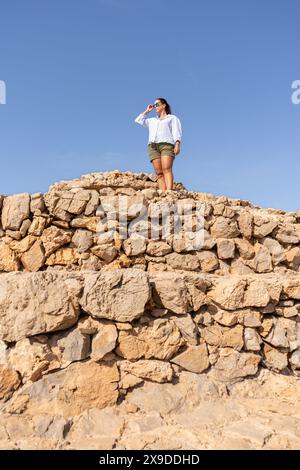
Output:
[156, 97, 172, 115]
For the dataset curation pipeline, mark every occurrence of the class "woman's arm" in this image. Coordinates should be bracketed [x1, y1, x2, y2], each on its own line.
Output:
[134, 112, 149, 128]
[134, 104, 153, 128]
[171, 116, 182, 144]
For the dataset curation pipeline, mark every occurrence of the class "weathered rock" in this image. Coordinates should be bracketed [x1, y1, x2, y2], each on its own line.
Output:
[46, 247, 79, 266]
[243, 279, 271, 307]
[150, 272, 208, 313]
[1, 171, 300, 427]
[289, 349, 300, 369]
[69, 407, 123, 442]
[275, 304, 298, 318]
[80, 269, 150, 322]
[237, 211, 253, 239]
[84, 190, 100, 216]
[80, 253, 103, 271]
[165, 252, 200, 271]
[10, 361, 119, 416]
[67, 190, 91, 215]
[72, 229, 94, 253]
[91, 323, 118, 361]
[90, 244, 118, 262]
[285, 247, 300, 271]
[208, 277, 246, 310]
[77, 316, 104, 334]
[116, 318, 184, 360]
[119, 371, 144, 390]
[212, 348, 261, 382]
[9, 235, 37, 254]
[245, 243, 273, 273]
[217, 238, 235, 259]
[168, 314, 198, 345]
[44, 190, 77, 221]
[197, 250, 219, 272]
[170, 343, 210, 373]
[71, 216, 100, 232]
[28, 216, 47, 237]
[21, 240, 45, 271]
[41, 226, 73, 257]
[33, 415, 71, 440]
[146, 240, 172, 256]
[253, 217, 278, 238]
[123, 235, 147, 256]
[204, 304, 236, 326]
[244, 328, 262, 351]
[238, 309, 262, 327]
[0, 340, 8, 364]
[275, 224, 299, 244]
[1, 193, 30, 230]
[263, 344, 288, 371]
[57, 328, 91, 362]
[210, 216, 240, 239]
[100, 193, 148, 221]
[0, 366, 21, 401]
[230, 258, 255, 275]
[262, 238, 285, 265]
[0, 242, 20, 271]
[0, 272, 82, 341]
[201, 324, 244, 351]
[234, 238, 255, 259]
[265, 319, 289, 348]
[282, 278, 300, 300]
[19, 219, 31, 238]
[8, 337, 59, 382]
[259, 317, 274, 338]
[101, 253, 132, 270]
[30, 193, 45, 214]
[200, 229, 216, 250]
[119, 359, 173, 383]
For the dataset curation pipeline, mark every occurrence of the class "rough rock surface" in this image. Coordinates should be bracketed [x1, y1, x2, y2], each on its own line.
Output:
[0, 170, 300, 450]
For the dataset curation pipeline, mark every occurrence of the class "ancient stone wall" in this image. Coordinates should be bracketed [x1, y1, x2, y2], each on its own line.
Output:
[0, 171, 300, 448]
[1, 267, 300, 409]
[0, 171, 299, 274]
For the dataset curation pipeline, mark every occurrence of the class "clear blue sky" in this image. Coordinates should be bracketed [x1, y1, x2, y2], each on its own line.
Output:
[0, 0, 299, 211]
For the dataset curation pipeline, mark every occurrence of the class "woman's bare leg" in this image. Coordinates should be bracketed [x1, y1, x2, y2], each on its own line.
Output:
[152, 158, 166, 190]
[161, 155, 174, 190]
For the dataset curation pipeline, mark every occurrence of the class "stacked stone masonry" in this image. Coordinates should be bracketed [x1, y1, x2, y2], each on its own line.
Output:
[0, 171, 300, 425]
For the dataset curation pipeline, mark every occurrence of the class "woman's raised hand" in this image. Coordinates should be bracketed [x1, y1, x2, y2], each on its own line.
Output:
[144, 104, 154, 114]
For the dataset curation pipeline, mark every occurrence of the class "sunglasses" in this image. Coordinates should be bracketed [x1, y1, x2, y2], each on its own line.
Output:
[153, 102, 162, 107]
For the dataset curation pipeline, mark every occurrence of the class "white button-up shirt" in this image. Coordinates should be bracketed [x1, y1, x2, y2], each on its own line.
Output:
[134, 113, 182, 145]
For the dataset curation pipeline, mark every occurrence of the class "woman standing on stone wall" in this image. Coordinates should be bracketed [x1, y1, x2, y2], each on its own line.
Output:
[134, 98, 182, 191]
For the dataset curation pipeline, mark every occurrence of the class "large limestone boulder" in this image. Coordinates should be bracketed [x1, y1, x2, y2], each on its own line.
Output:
[237, 211, 253, 239]
[20, 240, 45, 271]
[211, 348, 261, 383]
[0, 242, 20, 271]
[208, 276, 273, 310]
[7, 360, 119, 416]
[0, 272, 83, 342]
[116, 318, 184, 360]
[210, 216, 240, 239]
[201, 324, 244, 351]
[41, 226, 73, 257]
[80, 269, 150, 322]
[1, 193, 30, 230]
[150, 272, 209, 313]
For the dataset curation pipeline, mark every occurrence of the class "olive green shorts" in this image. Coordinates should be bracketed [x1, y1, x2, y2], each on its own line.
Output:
[148, 142, 175, 162]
